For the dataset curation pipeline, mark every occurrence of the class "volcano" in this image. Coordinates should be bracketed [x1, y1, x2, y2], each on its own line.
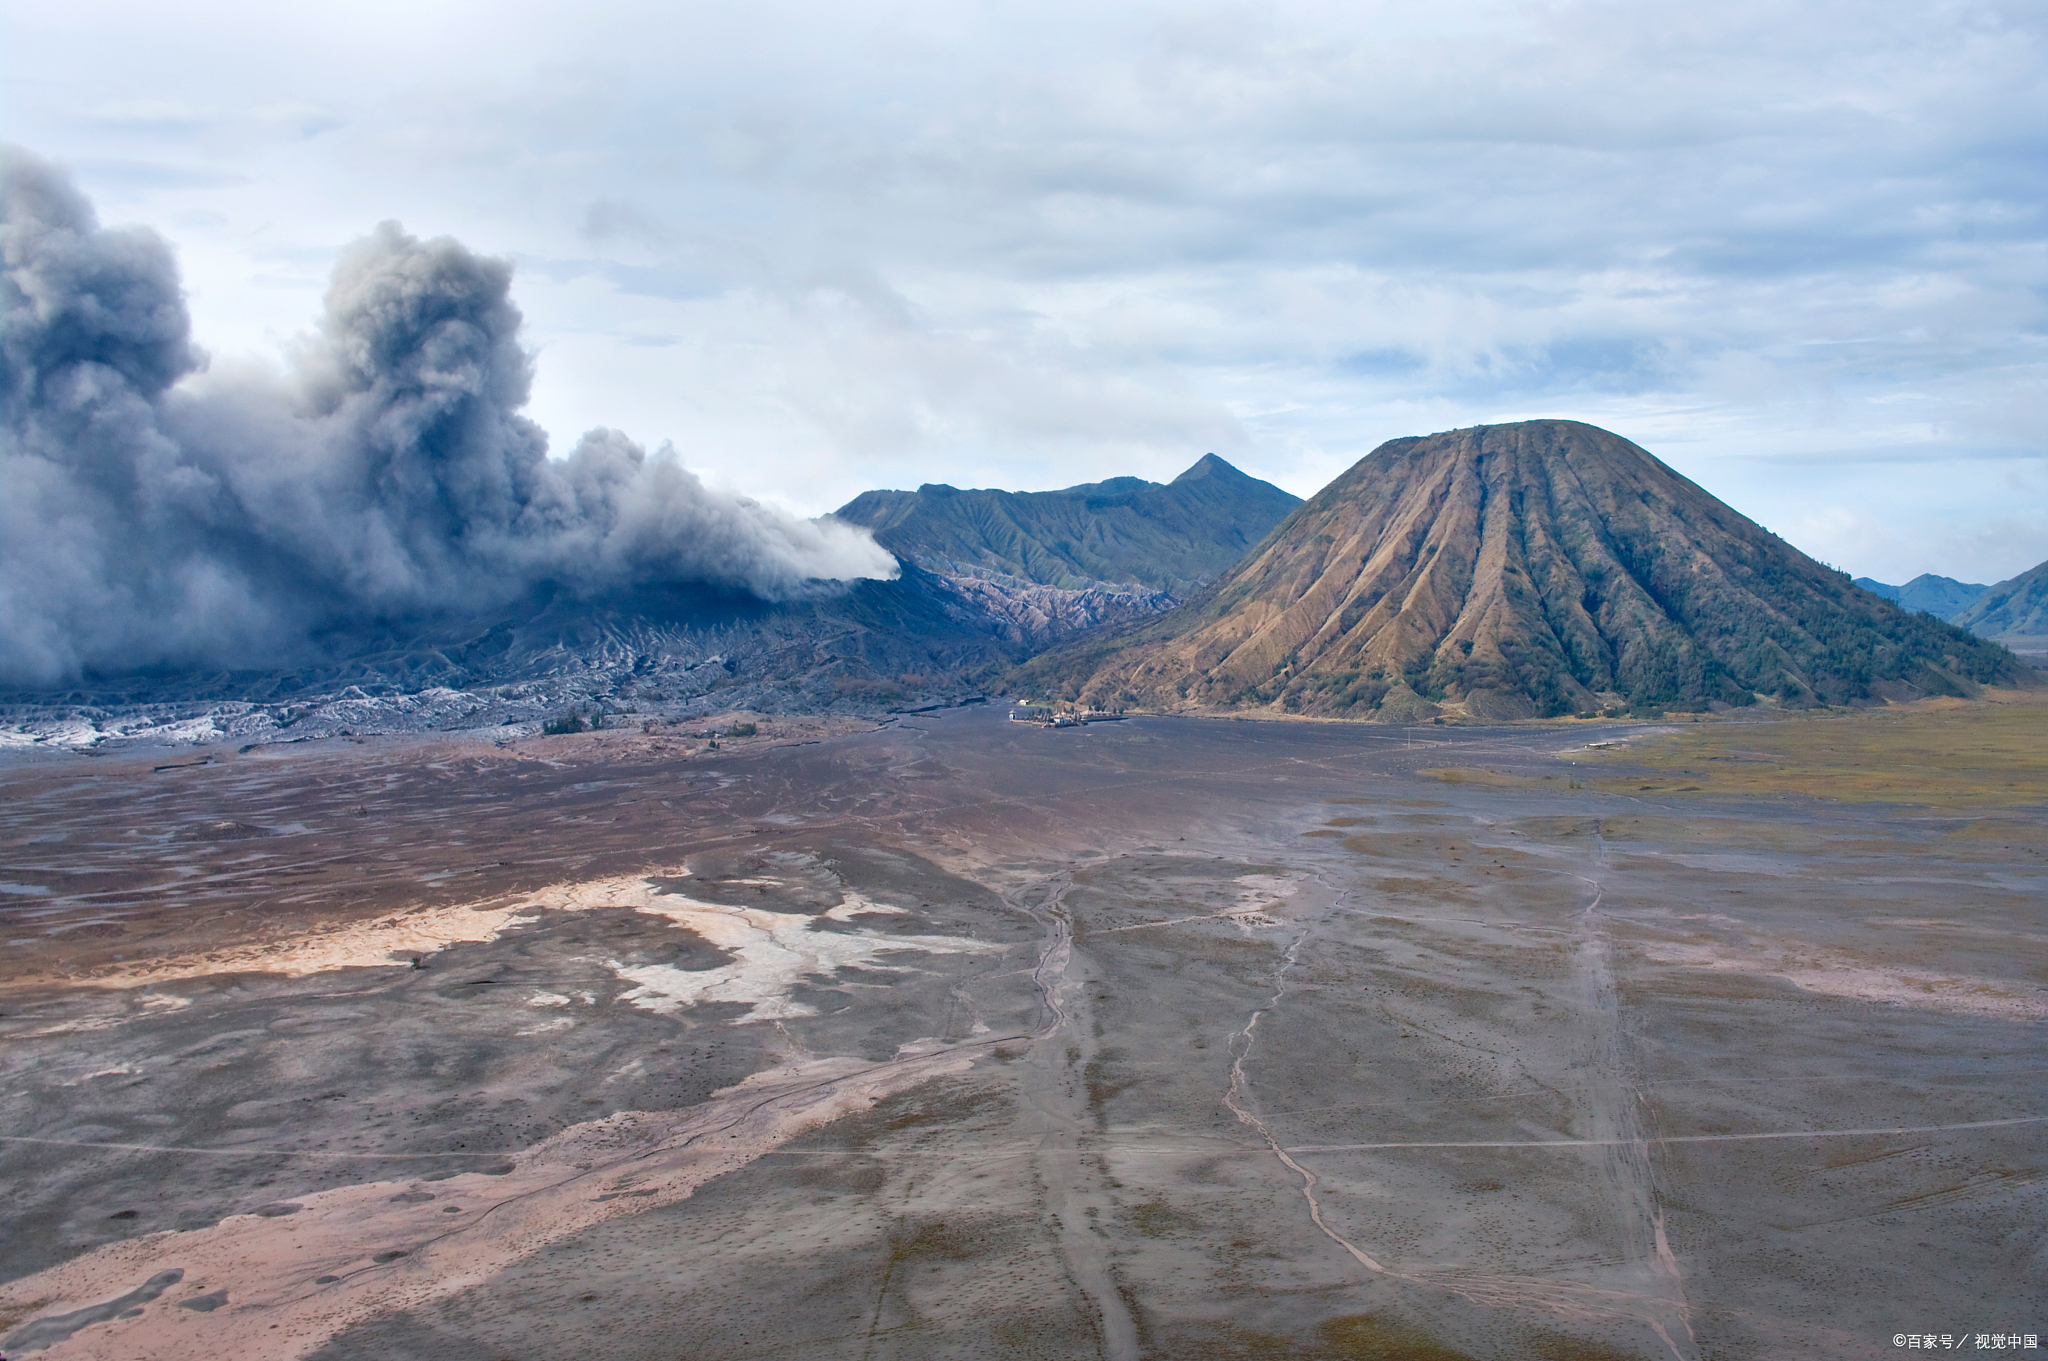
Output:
[1026, 420, 2027, 719]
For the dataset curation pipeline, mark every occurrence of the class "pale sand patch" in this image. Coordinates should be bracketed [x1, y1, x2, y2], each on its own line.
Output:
[9, 1015, 132, 1039]
[1637, 940, 2048, 1020]
[0, 1044, 992, 1361]
[1233, 874, 1300, 908]
[1088, 874, 1304, 940]
[586, 884, 1004, 1022]
[1226, 873, 1300, 934]
[54, 1066, 140, 1087]
[85, 899, 543, 986]
[74, 875, 998, 1028]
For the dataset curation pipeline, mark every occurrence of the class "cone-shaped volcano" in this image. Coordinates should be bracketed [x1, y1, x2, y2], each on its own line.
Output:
[1028, 420, 2028, 719]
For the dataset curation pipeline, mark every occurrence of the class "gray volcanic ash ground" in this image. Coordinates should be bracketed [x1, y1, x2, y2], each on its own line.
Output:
[1, 710, 2043, 1359]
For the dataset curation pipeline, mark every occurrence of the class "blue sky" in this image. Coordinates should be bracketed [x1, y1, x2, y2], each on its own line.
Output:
[6, 0, 2045, 583]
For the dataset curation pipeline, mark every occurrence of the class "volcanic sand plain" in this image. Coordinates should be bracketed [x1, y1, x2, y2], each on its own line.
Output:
[1, 699, 2043, 1359]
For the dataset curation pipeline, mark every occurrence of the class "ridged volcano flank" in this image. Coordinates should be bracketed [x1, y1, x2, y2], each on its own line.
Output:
[1029, 420, 2027, 719]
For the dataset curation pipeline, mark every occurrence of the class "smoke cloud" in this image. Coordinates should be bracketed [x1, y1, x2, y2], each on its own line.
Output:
[0, 147, 896, 688]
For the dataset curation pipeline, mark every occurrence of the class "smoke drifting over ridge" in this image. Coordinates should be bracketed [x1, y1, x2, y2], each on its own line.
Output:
[0, 148, 896, 688]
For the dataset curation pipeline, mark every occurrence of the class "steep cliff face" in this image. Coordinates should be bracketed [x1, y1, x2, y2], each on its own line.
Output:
[1024, 421, 2028, 718]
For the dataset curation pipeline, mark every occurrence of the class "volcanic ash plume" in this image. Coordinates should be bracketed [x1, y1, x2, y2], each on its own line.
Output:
[0, 147, 896, 688]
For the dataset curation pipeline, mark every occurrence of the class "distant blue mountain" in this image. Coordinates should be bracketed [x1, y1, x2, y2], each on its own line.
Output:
[1853, 574, 1989, 619]
[1953, 558, 2048, 646]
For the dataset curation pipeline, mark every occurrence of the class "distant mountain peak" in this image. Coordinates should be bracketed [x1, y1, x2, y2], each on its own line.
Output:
[1952, 558, 2048, 649]
[1172, 452, 1251, 484]
[834, 458, 1300, 596]
[1854, 574, 1988, 620]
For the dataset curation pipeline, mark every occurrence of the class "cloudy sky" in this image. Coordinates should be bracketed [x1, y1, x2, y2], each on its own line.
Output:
[6, 0, 2044, 584]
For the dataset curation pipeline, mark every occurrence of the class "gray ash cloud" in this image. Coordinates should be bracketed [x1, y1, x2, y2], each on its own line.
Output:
[0, 147, 895, 688]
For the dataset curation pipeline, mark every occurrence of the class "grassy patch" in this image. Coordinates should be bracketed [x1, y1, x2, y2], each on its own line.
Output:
[1573, 689, 2048, 808]
[1130, 1197, 1200, 1240]
[1418, 767, 1567, 789]
[1143, 1313, 1479, 1360]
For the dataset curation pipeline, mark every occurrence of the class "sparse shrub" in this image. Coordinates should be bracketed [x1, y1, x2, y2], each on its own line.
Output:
[832, 677, 905, 700]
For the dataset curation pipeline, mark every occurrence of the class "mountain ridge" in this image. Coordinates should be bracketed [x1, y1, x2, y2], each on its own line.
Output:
[1951, 558, 2048, 650]
[8, 432, 2031, 738]
[834, 454, 1300, 595]
[1852, 574, 1989, 619]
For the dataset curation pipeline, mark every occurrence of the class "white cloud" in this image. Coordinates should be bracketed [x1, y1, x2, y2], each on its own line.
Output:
[5, 0, 2043, 571]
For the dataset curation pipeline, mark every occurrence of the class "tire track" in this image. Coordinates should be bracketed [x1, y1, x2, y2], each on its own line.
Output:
[1009, 871, 1143, 1361]
[1222, 850, 1701, 1359]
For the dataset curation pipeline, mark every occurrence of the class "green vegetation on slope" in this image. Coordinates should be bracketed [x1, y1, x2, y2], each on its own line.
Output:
[834, 453, 1301, 595]
[1951, 557, 2048, 645]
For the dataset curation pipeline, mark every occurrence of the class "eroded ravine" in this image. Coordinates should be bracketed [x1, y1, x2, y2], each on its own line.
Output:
[1550, 848, 1697, 1359]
